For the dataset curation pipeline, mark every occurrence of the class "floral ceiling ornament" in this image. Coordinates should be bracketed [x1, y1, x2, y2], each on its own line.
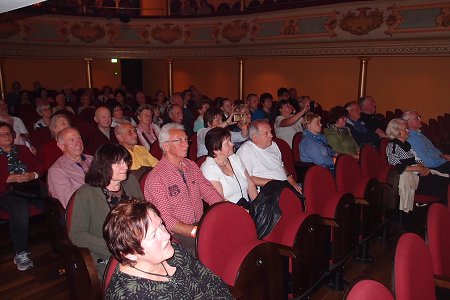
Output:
[281, 19, 300, 35]
[0, 15, 21, 39]
[151, 24, 182, 44]
[70, 22, 105, 43]
[249, 21, 260, 41]
[339, 7, 383, 36]
[436, 6, 450, 27]
[384, 4, 403, 36]
[221, 20, 249, 43]
[324, 10, 339, 37]
[58, 21, 70, 43]
[140, 25, 151, 45]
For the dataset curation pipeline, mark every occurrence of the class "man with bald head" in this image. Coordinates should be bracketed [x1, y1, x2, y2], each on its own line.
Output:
[48, 127, 93, 208]
[85, 105, 118, 155]
[115, 122, 158, 172]
[359, 96, 387, 138]
[168, 92, 193, 135]
[403, 110, 450, 175]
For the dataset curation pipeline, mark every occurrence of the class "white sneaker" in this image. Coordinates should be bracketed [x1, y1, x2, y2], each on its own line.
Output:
[14, 251, 33, 271]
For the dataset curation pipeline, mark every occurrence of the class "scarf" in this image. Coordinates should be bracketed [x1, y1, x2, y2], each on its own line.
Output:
[327, 123, 351, 136]
[303, 129, 336, 157]
[391, 138, 411, 154]
[0, 145, 27, 174]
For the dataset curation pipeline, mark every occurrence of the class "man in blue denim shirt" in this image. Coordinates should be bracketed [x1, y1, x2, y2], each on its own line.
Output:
[403, 110, 450, 175]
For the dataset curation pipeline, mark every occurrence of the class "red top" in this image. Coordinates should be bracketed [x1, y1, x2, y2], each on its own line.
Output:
[144, 156, 222, 232]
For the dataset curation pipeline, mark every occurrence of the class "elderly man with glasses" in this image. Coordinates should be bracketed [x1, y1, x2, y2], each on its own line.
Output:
[143, 123, 223, 256]
[403, 110, 450, 175]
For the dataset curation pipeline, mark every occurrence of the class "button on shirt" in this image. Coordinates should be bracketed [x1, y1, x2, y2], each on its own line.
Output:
[144, 157, 223, 232]
[48, 154, 93, 208]
[407, 129, 446, 168]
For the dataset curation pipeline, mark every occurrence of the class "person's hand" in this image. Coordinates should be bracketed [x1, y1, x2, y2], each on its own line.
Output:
[441, 154, 450, 161]
[8, 173, 33, 183]
[418, 165, 430, 176]
[288, 176, 302, 194]
[225, 114, 237, 126]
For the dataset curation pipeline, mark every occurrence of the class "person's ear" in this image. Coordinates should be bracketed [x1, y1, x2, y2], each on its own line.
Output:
[124, 253, 137, 262]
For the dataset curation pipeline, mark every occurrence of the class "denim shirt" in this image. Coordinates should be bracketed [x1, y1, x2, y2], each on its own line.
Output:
[407, 129, 445, 168]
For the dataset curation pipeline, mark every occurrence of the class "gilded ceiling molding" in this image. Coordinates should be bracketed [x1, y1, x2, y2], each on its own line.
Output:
[0, 41, 449, 58]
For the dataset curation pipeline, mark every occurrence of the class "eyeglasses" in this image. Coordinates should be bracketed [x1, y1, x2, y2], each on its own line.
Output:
[164, 137, 191, 144]
[400, 128, 409, 132]
[0, 132, 13, 138]
[406, 116, 421, 121]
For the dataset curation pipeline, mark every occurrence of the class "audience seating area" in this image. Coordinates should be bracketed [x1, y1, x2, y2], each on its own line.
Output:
[1, 83, 449, 300]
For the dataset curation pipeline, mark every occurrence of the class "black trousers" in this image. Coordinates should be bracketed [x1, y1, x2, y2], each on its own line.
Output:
[0, 191, 31, 253]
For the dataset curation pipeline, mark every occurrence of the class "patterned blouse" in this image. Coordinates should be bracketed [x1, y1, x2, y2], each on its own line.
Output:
[386, 138, 424, 174]
[106, 243, 234, 300]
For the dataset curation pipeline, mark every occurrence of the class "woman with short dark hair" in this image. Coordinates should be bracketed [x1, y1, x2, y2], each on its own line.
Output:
[68, 143, 143, 279]
[103, 198, 233, 300]
[201, 127, 257, 208]
[324, 106, 360, 159]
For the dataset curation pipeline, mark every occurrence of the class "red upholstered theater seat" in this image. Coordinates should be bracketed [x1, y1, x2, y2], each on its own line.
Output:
[345, 279, 393, 300]
[394, 233, 437, 300]
[427, 203, 450, 278]
[195, 155, 207, 168]
[188, 132, 198, 161]
[263, 187, 328, 297]
[273, 137, 297, 182]
[150, 139, 163, 160]
[196, 202, 285, 299]
[102, 257, 118, 298]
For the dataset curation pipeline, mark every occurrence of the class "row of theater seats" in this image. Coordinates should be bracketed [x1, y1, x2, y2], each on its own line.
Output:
[345, 203, 450, 300]
[41, 141, 389, 299]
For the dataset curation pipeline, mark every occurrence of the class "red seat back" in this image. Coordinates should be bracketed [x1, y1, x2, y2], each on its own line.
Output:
[303, 166, 337, 217]
[30, 127, 52, 150]
[427, 203, 450, 278]
[292, 132, 303, 162]
[195, 155, 207, 168]
[345, 279, 393, 300]
[394, 233, 436, 300]
[335, 154, 367, 197]
[360, 145, 381, 178]
[196, 202, 263, 286]
[379, 138, 390, 168]
[102, 257, 118, 297]
[273, 137, 297, 181]
[188, 133, 198, 161]
[150, 140, 163, 160]
[139, 168, 153, 193]
[65, 192, 78, 235]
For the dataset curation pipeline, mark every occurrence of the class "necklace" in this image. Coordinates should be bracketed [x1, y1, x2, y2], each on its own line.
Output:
[131, 263, 176, 284]
[215, 158, 229, 168]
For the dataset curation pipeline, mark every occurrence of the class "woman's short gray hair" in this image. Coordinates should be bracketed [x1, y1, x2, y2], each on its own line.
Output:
[136, 104, 153, 116]
[158, 123, 185, 151]
[36, 104, 50, 115]
[49, 114, 70, 137]
[386, 118, 408, 140]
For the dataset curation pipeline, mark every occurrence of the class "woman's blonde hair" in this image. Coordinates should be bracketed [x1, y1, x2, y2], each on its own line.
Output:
[386, 118, 408, 140]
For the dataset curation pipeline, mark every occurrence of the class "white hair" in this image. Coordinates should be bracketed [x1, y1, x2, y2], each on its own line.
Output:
[158, 123, 185, 152]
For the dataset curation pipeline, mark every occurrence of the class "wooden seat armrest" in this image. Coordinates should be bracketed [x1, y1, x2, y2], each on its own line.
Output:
[434, 274, 450, 289]
[321, 218, 339, 227]
[355, 198, 369, 205]
[277, 245, 297, 259]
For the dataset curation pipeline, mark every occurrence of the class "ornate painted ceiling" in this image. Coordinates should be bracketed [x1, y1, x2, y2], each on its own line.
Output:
[0, 0, 449, 58]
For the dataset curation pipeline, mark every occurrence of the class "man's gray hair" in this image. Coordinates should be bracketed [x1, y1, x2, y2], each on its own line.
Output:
[248, 119, 269, 140]
[158, 123, 185, 151]
[402, 110, 417, 120]
[56, 127, 79, 144]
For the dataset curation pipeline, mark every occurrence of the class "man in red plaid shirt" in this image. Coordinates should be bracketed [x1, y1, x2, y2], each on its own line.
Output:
[144, 123, 223, 255]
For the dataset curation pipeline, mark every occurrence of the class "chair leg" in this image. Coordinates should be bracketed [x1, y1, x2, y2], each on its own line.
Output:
[353, 241, 374, 264]
[327, 265, 347, 291]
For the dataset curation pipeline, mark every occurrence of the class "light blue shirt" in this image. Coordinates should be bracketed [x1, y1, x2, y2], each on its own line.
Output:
[407, 129, 445, 168]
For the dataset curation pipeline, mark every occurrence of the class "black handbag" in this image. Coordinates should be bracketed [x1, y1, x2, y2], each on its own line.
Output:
[11, 179, 41, 198]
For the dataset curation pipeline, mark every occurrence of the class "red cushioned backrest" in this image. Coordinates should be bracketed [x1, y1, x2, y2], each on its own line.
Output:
[273, 137, 297, 181]
[292, 132, 303, 162]
[335, 155, 361, 193]
[188, 133, 198, 160]
[303, 166, 336, 215]
[379, 138, 390, 168]
[346, 279, 393, 300]
[139, 168, 153, 193]
[263, 188, 308, 246]
[427, 203, 450, 277]
[394, 233, 436, 300]
[360, 145, 381, 179]
[196, 202, 260, 285]
[102, 257, 118, 297]
[195, 155, 207, 168]
[29, 127, 52, 150]
[149, 140, 162, 160]
[65, 192, 77, 235]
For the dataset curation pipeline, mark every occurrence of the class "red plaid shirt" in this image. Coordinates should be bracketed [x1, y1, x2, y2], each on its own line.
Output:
[144, 156, 223, 232]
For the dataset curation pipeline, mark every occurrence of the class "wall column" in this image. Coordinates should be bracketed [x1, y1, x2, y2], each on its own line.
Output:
[84, 58, 93, 88]
[357, 57, 370, 99]
[0, 58, 5, 99]
[238, 58, 245, 100]
[167, 59, 174, 96]
[240, 0, 245, 12]
[167, 0, 171, 16]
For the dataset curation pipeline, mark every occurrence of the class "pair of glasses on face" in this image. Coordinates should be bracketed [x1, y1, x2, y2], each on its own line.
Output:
[164, 137, 191, 145]
[0, 132, 13, 138]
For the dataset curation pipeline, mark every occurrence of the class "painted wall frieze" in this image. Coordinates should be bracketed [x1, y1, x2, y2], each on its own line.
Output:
[339, 7, 383, 35]
[70, 21, 105, 43]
